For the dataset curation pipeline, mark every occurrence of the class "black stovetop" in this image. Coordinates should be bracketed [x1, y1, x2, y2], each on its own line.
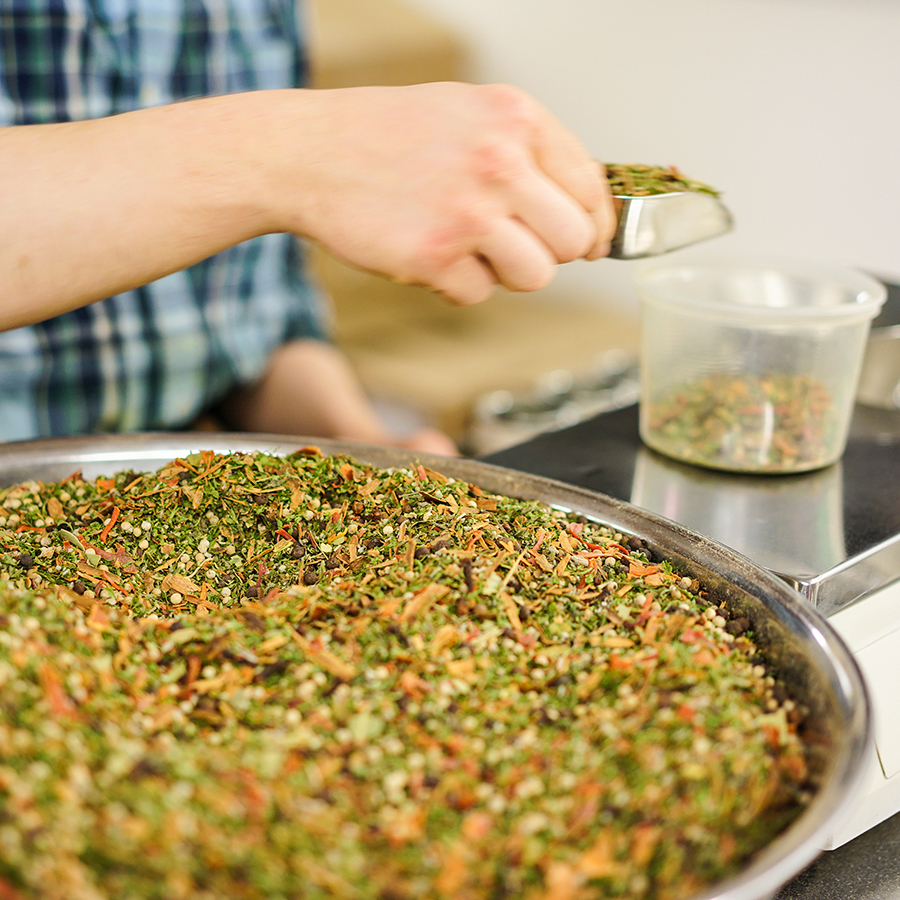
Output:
[484, 402, 900, 616]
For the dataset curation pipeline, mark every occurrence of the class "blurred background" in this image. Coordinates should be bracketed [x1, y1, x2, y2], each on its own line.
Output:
[306, 0, 900, 452]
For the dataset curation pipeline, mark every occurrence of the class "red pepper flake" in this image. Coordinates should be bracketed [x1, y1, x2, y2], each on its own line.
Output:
[577, 830, 620, 879]
[289, 631, 357, 681]
[631, 824, 663, 866]
[237, 769, 271, 822]
[462, 810, 493, 841]
[160, 573, 202, 596]
[502, 594, 523, 631]
[99, 506, 120, 542]
[38, 662, 81, 720]
[763, 724, 783, 749]
[642, 615, 662, 644]
[86, 604, 112, 632]
[635, 594, 655, 625]
[0, 877, 28, 900]
[294, 445, 324, 457]
[399, 670, 431, 698]
[398, 583, 450, 623]
[96, 545, 137, 571]
[780, 753, 808, 782]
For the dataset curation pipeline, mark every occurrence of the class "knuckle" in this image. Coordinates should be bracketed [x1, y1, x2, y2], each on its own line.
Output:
[479, 83, 539, 134]
[472, 141, 525, 185]
[564, 160, 609, 217]
[467, 84, 541, 186]
[410, 221, 482, 284]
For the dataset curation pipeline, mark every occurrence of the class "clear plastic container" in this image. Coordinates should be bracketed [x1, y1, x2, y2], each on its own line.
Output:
[634, 257, 886, 473]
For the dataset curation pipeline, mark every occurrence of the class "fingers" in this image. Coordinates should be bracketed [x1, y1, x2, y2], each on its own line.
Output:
[531, 112, 618, 259]
[397, 428, 459, 457]
[296, 82, 618, 306]
[522, 157, 615, 263]
[425, 215, 557, 304]
[428, 254, 498, 307]
[423, 154, 615, 304]
[509, 167, 597, 263]
[482, 158, 614, 279]
[477, 217, 557, 293]
[584, 162, 618, 260]
[533, 112, 605, 213]
[424, 162, 607, 304]
[470, 86, 616, 264]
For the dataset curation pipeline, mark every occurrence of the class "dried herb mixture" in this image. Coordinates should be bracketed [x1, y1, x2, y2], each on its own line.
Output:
[646, 372, 835, 473]
[0, 450, 811, 899]
[605, 163, 720, 198]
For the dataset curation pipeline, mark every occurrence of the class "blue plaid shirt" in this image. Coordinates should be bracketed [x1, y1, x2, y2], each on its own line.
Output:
[0, 0, 329, 439]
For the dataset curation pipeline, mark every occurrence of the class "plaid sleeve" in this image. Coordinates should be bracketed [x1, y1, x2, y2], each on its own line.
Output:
[0, 1, 334, 440]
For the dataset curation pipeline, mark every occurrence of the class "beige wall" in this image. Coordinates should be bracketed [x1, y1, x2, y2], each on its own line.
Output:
[404, 0, 900, 313]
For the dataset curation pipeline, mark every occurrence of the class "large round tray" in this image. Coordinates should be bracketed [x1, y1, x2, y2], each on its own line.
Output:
[0, 432, 872, 900]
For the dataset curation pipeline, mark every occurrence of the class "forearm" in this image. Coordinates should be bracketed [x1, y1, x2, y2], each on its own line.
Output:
[219, 340, 392, 442]
[0, 92, 292, 331]
[219, 340, 459, 456]
[0, 82, 616, 329]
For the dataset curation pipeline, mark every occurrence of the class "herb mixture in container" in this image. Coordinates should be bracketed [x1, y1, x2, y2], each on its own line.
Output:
[0, 449, 816, 898]
[634, 257, 886, 473]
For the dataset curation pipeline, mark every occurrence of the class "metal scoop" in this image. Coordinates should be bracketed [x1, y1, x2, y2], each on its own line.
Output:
[609, 191, 733, 259]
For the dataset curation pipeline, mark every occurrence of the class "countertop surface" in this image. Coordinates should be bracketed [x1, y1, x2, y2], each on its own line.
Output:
[774, 808, 900, 900]
[483, 402, 900, 900]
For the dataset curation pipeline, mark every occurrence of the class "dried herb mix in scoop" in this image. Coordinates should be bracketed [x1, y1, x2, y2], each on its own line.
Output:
[606, 163, 720, 198]
[0, 449, 811, 900]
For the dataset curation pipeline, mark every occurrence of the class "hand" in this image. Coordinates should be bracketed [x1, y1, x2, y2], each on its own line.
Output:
[271, 83, 617, 305]
[0, 83, 615, 328]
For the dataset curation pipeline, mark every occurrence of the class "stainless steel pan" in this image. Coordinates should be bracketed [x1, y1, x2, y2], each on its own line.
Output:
[0, 432, 871, 900]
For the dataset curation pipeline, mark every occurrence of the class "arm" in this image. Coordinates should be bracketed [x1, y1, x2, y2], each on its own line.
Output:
[218, 339, 459, 456]
[0, 82, 616, 331]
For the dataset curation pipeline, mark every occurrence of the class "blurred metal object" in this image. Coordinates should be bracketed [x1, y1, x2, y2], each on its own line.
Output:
[856, 280, 900, 409]
[609, 190, 734, 259]
[466, 349, 639, 455]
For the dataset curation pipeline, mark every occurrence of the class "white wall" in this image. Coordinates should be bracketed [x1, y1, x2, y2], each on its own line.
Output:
[406, 0, 900, 314]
